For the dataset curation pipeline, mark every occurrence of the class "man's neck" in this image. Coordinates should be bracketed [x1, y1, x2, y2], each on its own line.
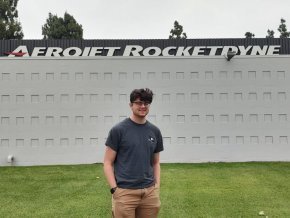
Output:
[130, 115, 147, 124]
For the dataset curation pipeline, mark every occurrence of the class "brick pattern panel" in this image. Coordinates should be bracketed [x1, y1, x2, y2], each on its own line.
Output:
[0, 56, 290, 165]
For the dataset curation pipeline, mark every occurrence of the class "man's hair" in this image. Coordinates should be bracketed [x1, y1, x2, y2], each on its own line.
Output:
[130, 88, 153, 103]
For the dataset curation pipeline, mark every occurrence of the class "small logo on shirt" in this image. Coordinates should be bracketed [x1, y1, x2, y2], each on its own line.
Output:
[148, 137, 155, 143]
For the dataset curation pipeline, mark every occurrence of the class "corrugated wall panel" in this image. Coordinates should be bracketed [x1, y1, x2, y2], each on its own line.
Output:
[1, 38, 290, 57]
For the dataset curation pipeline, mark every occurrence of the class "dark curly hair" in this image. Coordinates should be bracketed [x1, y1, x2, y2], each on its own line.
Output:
[130, 88, 153, 103]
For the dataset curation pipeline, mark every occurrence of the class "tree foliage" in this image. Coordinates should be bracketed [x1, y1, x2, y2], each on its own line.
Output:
[266, 29, 275, 38]
[0, 0, 24, 39]
[245, 32, 255, 38]
[42, 12, 83, 39]
[169, 20, 187, 39]
[277, 18, 290, 38]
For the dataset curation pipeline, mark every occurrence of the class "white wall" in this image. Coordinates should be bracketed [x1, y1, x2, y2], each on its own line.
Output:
[0, 56, 289, 165]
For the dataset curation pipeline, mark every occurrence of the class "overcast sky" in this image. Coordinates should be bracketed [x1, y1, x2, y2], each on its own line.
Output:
[18, 0, 290, 40]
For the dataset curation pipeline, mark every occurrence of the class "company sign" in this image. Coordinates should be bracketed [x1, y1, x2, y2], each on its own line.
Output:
[5, 45, 281, 57]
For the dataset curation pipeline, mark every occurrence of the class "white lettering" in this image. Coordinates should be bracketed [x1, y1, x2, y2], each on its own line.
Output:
[267, 45, 281, 55]
[162, 46, 176, 56]
[192, 46, 206, 56]
[105, 47, 121, 56]
[221, 46, 239, 56]
[31, 47, 46, 56]
[238, 46, 252, 55]
[176, 46, 192, 56]
[46, 47, 63, 57]
[89, 47, 103, 56]
[6, 44, 282, 58]
[207, 46, 223, 56]
[123, 45, 143, 56]
[62, 47, 82, 56]
[143, 47, 162, 56]
[81, 47, 91, 56]
[8, 45, 29, 57]
[250, 46, 268, 55]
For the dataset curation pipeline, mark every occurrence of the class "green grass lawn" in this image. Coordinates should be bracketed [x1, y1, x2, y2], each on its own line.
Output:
[1, 162, 290, 218]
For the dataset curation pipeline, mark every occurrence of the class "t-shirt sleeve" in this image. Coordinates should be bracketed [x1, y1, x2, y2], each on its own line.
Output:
[154, 128, 164, 153]
[105, 127, 120, 152]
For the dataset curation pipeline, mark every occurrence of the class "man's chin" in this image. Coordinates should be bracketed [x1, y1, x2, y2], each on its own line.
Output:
[136, 113, 148, 118]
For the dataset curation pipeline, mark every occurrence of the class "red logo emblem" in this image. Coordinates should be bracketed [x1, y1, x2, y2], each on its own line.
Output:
[4, 52, 27, 57]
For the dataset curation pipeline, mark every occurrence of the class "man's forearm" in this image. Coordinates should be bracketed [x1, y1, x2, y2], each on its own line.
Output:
[153, 163, 161, 186]
[103, 163, 117, 188]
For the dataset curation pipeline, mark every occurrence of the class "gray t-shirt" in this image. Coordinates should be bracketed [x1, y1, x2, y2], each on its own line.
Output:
[105, 118, 164, 189]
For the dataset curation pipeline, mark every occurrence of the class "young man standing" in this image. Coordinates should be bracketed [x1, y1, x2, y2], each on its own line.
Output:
[103, 88, 164, 218]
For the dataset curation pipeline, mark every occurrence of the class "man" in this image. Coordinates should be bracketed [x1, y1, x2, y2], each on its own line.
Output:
[103, 88, 164, 218]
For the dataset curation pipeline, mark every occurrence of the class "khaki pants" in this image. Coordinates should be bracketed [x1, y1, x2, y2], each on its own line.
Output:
[112, 184, 161, 218]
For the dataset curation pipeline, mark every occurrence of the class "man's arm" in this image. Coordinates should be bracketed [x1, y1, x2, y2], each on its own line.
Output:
[153, 152, 161, 187]
[103, 146, 117, 188]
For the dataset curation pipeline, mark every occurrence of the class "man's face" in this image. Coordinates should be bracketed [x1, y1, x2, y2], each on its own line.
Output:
[130, 98, 151, 118]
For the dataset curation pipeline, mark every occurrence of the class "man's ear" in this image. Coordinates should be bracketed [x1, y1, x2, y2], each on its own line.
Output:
[129, 103, 133, 107]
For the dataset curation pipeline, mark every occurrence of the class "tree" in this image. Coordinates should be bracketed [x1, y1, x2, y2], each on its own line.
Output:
[277, 18, 290, 38]
[169, 20, 187, 39]
[42, 12, 83, 39]
[266, 29, 275, 38]
[245, 32, 255, 38]
[0, 0, 24, 39]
